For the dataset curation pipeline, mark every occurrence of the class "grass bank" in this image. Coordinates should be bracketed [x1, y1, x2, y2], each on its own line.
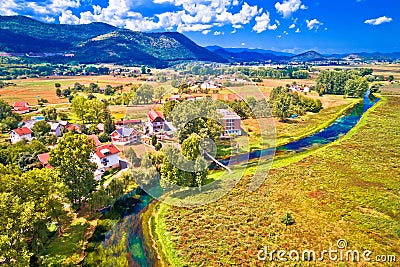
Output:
[151, 95, 400, 266]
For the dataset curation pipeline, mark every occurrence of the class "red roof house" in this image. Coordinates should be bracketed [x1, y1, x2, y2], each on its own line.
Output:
[13, 102, 30, 114]
[147, 109, 165, 134]
[10, 127, 33, 144]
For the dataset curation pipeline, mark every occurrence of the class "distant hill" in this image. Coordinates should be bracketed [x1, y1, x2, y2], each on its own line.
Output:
[0, 15, 227, 67]
[206, 46, 294, 57]
[290, 51, 326, 62]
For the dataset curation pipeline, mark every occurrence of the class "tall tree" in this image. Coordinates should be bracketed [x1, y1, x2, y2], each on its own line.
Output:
[48, 132, 97, 208]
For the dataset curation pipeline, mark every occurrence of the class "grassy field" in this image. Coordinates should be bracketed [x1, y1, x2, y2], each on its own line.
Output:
[0, 75, 142, 105]
[151, 95, 400, 266]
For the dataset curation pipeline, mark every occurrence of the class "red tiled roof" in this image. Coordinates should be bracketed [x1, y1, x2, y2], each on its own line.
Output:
[94, 143, 120, 159]
[148, 109, 164, 122]
[87, 135, 102, 147]
[13, 127, 32, 136]
[13, 102, 28, 108]
[37, 152, 50, 165]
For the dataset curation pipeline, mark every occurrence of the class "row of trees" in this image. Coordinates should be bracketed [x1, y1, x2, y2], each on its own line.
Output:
[270, 86, 323, 122]
[316, 69, 369, 97]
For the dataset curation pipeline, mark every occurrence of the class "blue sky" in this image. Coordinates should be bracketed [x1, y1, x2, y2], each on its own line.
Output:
[0, 0, 399, 54]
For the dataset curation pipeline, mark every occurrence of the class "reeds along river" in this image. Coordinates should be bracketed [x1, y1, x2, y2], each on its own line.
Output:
[100, 91, 379, 266]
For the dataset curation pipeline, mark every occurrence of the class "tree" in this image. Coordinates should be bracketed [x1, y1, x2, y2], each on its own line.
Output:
[162, 100, 177, 118]
[103, 108, 115, 134]
[0, 99, 13, 121]
[56, 88, 62, 97]
[133, 84, 154, 104]
[41, 106, 57, 121]
[32, 121, 51, 137]
[272, 94, 291, 122]
[151, 134, 157, 146]
[160, 134, 207, 191]
[0, 167, 68, 264]
[98, 132, 111, 143]
[48, 132, 97, 208]
[154, 86, 165, 102]
[388, 75, 395, 82]
[344, 76, 369, 98]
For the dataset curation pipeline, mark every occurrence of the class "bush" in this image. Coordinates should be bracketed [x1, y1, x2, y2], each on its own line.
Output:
[281, 212, 295, 226]
[98, 133, 111, 143]
[154, 142, 162, 151]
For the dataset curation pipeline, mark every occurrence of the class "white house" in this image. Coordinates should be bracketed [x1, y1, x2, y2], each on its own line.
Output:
[111, 127, 138, 145]
[91, 143, 120, 181]
[147, 109, 165, 134]
[10, 127, 33, 144]
[48, 122, 64, 137]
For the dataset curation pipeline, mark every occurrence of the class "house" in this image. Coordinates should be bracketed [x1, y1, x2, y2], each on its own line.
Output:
[217, 109, 242, 136]
[91, 144, 120, 181]
[10, 127, 33, 144]
[65, 124, 81, 133]
[147, 109, 165, 134]
[111, 127, 138, 145]
[88, 134, 102, 147]
[13, 102, 30, 114]
[37, 152, 52, 169]
[48, 122, 63, 137]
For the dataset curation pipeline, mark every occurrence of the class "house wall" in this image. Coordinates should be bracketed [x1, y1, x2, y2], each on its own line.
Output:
[10, 133, 32, 144]
[92, 153, 120, 170]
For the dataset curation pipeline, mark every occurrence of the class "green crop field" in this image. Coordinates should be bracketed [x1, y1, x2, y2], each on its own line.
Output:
[151, 95, 400, 266]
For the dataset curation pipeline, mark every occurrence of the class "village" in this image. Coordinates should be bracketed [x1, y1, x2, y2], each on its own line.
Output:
[8, 89, 245, 184]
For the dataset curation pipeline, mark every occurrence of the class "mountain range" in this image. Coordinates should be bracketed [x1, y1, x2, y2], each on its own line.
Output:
[1, 15, 400, 67]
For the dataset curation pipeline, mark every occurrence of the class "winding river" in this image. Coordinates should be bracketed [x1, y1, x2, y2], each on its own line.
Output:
[101, 91, 379, 266]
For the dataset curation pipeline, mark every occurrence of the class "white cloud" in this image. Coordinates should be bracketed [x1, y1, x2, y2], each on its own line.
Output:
[295, 28, 300, 33]
[306, 18, 323, 31]
[364, 16, 393, 26]
[213, 31, 223, 36]
[275, 0, 307, 18]
[202, 29, 211, 34]
[59, 10, 80, 24]
[252, 12, 279, 33]
[241, 42, 245, 46]
[289, 23, 295, 29]
[283, 30, 288, 35]
[54, 0, 262, 33]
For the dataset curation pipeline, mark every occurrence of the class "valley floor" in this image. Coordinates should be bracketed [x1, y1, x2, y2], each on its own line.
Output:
[150, 94, 400, 266]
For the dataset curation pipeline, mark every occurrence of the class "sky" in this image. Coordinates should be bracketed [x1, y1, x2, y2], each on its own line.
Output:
[0, 0, 399, 54]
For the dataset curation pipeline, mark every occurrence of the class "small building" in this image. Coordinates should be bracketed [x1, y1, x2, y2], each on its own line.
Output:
[111, 127, 139, 145]
[48, 122, 64, 137]
[91, 144, 121, 181]
[217, 109, 242, 136]
[13, 102, 30, 114]
[37, 152, 52, 169]
[147, 109, 165, 134]
[10, 127, 33, 144]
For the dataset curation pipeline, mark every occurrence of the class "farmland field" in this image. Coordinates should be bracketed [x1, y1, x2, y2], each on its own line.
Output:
[151, 94, 400, 266]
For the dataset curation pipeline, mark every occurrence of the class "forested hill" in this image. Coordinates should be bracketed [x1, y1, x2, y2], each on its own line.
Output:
[0, 15, 228, 67]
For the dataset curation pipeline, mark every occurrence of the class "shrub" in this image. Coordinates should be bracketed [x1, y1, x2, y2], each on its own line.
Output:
[281, 212, 295, 226]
